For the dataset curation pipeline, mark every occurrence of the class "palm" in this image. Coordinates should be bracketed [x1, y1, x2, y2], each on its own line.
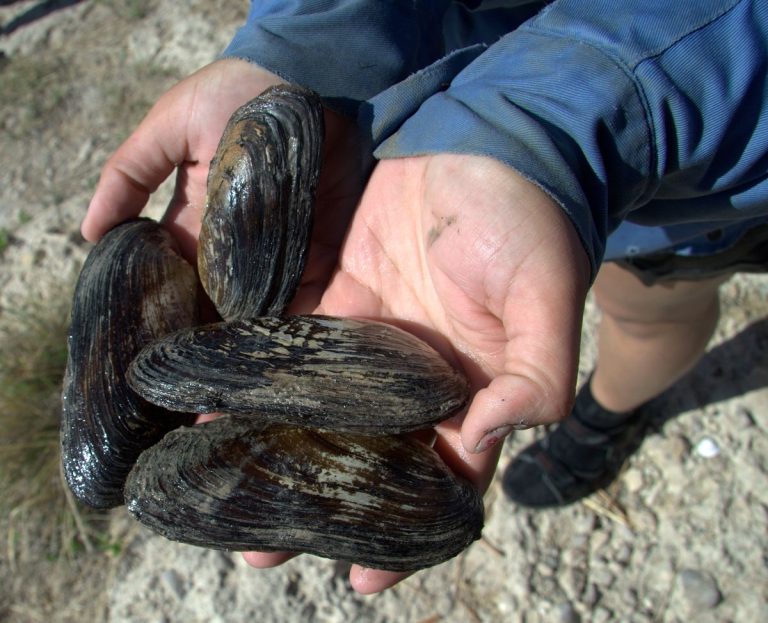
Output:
[320, 154, 589, 451]
[320, 155, 514, 375]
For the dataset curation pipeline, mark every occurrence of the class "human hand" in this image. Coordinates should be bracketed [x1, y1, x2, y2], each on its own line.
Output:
[244, 154, 591, 593]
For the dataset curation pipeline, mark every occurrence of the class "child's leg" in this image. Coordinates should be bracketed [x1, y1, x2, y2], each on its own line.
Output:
[590, 263, 729, 413]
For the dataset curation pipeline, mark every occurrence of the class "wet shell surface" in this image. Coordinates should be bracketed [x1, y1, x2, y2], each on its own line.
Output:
[61, 219, 199, 509]
[126, 315, 470, 434]
[124, 417, 484, 571]
[197, 84, 324, 320]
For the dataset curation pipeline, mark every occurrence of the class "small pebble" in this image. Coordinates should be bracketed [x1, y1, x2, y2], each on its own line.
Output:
[561, 566, 588, 600]
[623, 467, 644, 493]
[573, 513, 596, 535]
[536, 562, 554, 577]
[160, 569, 186, 600]
[570, 534, 589, 549]
[590, 566, 615, 588]
[632, 508, 658, 531]
[589, 531, 610, 556]
[592, 606, 613, 623]
[580, 583, 600, 608]
[553, 601, 581, 623]
[678, 568, 722, 609]
[694, 437, 721, 458]
[614, 543, 632, 566]
[666, 435, 691, 463]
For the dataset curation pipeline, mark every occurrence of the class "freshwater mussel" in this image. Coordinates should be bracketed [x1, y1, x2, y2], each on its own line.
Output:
[61, 218, 198, 509]
[198, 83, 323, 321]
[127, 315, 469, 434]
[125, 417, 483, 571]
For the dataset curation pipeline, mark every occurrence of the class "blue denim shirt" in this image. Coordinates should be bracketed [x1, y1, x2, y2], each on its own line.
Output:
[223, 0, 768, 275]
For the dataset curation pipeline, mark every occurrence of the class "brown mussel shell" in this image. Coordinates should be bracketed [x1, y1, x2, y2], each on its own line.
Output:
[126, 315, 470, 435]
[198, 84, 324, 320]
[61, 219, 199, 509]
[124, 417, 484, 571]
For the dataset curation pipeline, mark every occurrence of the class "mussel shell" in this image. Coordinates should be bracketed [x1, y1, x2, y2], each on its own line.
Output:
[127, 315, 470, 434]
[61, 219, 199, 509]
[124, 417, 483, 571]
[198, 84, 324, 320]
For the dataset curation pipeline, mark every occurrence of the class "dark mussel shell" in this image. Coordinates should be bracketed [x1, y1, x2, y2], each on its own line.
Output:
[127, 315, 470, 435]
[198, 84, 324, 320]
[61, 219, 199, 509]
[124, 417, 484, 571]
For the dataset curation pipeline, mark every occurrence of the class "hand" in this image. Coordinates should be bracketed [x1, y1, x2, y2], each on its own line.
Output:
[245, 154, 591, 593]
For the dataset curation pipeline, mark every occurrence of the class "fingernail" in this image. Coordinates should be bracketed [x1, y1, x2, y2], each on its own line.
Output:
[474, 425, 513, 453]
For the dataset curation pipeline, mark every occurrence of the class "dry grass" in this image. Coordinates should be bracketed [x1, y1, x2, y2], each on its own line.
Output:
[0, 287, 109, 567]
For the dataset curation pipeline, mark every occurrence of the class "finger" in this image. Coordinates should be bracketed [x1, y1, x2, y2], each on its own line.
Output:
[159, 163, 209, 264]
[194, 412, 223, 424]
[463, 372, 571, 454]
[81, 89, 190, 242]
[461, 287, 588, 457]
[349, 566, 412, 594]
[457, 179, 591, 455]
[435, 414, 502, 492]
[459, 297, 585, 455]
[242, 551, 296, 568]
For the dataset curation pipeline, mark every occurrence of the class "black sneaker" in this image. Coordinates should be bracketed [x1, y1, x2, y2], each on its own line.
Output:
[501, 379, 651, 507]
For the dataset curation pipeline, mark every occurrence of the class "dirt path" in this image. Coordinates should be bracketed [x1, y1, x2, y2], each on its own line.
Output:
[1, 2, 766, 622]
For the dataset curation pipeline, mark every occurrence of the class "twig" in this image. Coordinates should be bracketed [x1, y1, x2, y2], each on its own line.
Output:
[582, 490, 634, 530]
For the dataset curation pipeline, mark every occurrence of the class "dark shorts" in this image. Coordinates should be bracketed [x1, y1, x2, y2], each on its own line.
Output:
[614, 224, 768, 286]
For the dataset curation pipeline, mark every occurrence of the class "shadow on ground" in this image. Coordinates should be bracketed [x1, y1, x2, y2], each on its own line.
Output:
[651, 316, 768, 426]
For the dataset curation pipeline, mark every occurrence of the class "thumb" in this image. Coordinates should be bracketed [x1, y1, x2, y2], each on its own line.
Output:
[81, 87, 188, 242]
[462, 371, 576, 454]
[459, 216, 591, 455]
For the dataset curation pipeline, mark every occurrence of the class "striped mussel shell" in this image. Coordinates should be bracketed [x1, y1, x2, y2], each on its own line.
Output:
[61, 219, 199, 509]
[126, 315, 470, 435]
[124, 417, 484, 571]
[197, 84, 323, 320]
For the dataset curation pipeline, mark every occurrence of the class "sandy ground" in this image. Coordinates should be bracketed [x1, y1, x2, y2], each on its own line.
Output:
[1, 2, 766, 622]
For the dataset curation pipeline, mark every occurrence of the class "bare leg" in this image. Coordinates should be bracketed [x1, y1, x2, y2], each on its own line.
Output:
[590, 263, 729, 413]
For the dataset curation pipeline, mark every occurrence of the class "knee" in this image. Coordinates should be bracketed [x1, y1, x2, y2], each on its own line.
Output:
[592, 263, 725, 334]
[597, 288, 721, 341]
